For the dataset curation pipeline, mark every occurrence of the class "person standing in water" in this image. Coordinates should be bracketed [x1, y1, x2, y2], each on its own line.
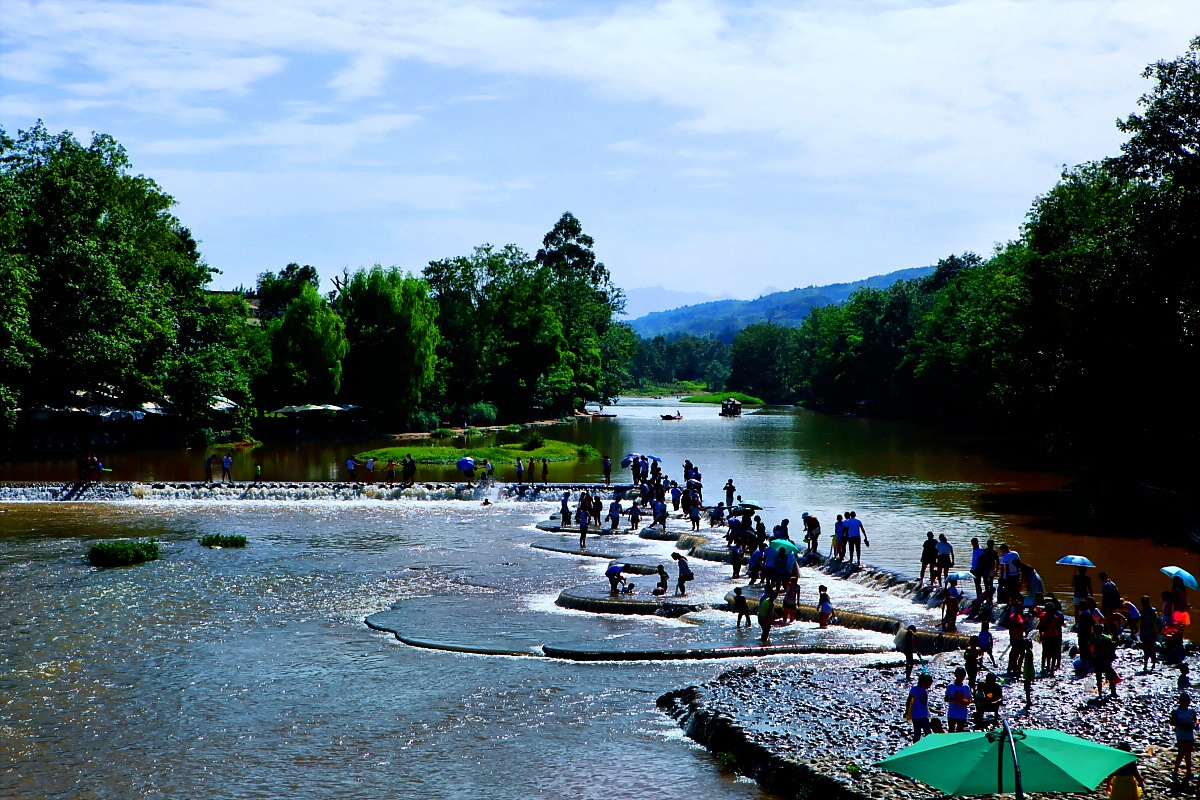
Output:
[671, 552, 693, 596]
[757, 589, 777, 643]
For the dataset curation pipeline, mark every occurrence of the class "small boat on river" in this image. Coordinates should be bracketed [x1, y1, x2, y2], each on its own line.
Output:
[660, 412, 683, 421]
[719, 398, 742, 417]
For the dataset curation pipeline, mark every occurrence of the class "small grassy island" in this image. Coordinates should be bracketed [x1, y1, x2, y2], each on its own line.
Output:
[200, 534, 248, 548]
[357, 436, 597, 467]
[87, 540, 160, 568]
[680, 391, 764, 405]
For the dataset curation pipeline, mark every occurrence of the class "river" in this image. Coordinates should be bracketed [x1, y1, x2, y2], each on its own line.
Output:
[1, 400, 1194, 799]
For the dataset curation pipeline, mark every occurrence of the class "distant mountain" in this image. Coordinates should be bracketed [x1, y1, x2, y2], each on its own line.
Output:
[619, 286, 734, 320]
[627, 266, 935, 339]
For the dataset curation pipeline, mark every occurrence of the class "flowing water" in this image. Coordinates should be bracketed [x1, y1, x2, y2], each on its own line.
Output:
[1, 400, 1195, 799]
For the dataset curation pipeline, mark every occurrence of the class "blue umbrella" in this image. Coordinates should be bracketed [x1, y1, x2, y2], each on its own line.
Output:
[620, 453, 641, 468]
[1056, 555, 1096, 568]
[1163, 565, 1199, 590]
[456, 457, 476, 472]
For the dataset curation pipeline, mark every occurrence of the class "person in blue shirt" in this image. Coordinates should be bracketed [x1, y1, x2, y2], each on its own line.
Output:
[747, 543, 767, 586]
[842, 511, 867, 565]
[607, 500, 623, 532]
[605, 563, 628, 594]
[559, 492, 571, 528]
[907, 673, 934, 742]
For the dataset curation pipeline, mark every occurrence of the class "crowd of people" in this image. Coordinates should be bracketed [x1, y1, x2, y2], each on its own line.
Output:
[568, 457, 846, 644]
[896, 533, 1196, 791]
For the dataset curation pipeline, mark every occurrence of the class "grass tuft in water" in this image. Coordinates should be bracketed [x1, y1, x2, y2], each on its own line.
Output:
[200, 534, 248, 548]
[88, 539, 160, 568]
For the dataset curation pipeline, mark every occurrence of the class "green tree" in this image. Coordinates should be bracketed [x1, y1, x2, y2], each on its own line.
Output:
[338, 266, 439, 417]
[261, 284, 348, 404]
[257, 263, 319, 321]
[0, 122, 213, 413]
[536, 212, 626, 408]
[164, 292, 265, 437]
[0, 130, 34, 425]
[727, 323, 797, 402]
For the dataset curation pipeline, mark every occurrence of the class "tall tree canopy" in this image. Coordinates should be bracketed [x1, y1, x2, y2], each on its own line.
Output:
[338, 266, 439, 416]
[0, 122, 249, 430]
[260, 284, 348, 405]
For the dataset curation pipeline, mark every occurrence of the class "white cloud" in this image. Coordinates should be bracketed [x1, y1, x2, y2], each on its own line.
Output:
[3, 0, 1198, 294]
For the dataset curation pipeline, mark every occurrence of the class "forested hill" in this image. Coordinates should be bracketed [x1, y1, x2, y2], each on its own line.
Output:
[627, 266, 934, 338]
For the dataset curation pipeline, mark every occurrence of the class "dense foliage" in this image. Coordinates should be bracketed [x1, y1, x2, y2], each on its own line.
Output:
[421, 216, 629, 420]
[629, 334, 730, 392]
[0, 123, 240, 431]
[0, 125, 628, 437]
[721, 38, 1200, 482]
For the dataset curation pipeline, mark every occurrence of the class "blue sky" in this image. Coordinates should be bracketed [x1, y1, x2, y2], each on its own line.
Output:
[2, 0, 1197, 300]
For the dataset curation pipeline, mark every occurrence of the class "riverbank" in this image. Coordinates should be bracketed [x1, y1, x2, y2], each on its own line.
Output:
[660, 643, 1195, 799]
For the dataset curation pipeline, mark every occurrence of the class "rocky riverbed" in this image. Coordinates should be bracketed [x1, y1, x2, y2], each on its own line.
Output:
[661, 643, 1197, 798]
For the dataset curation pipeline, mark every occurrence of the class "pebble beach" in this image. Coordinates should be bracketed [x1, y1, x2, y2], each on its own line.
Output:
[661, 639, 1196, 798]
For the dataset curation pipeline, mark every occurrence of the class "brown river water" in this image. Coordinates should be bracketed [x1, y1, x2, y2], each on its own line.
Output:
[1, 399, 1195, 799]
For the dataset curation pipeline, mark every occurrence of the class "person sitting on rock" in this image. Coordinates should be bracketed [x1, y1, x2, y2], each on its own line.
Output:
[974, 672, 1003, 727]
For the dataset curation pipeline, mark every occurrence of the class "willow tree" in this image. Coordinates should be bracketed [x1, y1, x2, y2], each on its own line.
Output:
[338, 266, 439, 417]
[262, 284, 348, 404]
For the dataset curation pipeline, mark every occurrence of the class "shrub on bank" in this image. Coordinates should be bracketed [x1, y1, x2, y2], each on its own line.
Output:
[88, 539, 160, 568]
[200, 534, 248, 548]
[680, 391, 765, 405]
[464, 402, 498, 426]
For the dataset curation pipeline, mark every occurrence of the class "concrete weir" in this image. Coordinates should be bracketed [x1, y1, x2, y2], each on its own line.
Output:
[0, 480, 628, 503]
[555, 582, 703, 617]
[544, 642, 885, 662]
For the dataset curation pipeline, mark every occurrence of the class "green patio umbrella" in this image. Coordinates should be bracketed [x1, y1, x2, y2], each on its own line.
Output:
[877, 722, 1136, 797]
[767, 538, 802, 555]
